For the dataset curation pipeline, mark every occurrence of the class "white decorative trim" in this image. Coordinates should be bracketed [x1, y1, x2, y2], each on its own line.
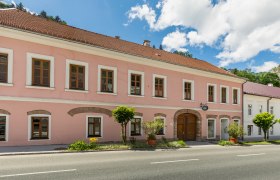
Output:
[0, 95, 243, 112]
[86, 115, 103, 138]
[207, 83, 217, 103]
[65, 89, 88, 93]
[207, 118, 216, 139]
[97, 92, 117, 96]
[152, 74, 167, 98]
[65, 59, 89, 91]
[128, 70, 145, 96]
[182, 79, 194, 101]
[27, 114, 51, 141]
[25, 86, 55, 90]
[26, 53, 55, 88]
[220, 85, 229, 104]
[220, 118, 229, 140]
[232, 87, 241, 105]
[129, 116, 143, 137]
[0, 83, 13, 87]
[97, 65, 117, 94]
[0, 47, 13, 84]
[0, 114, 9, 142]
[0, 26, 246, 83]
[154, 116, 166, 135]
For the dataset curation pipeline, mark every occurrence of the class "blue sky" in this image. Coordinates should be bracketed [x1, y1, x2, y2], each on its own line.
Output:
[3, 0, 280, 71]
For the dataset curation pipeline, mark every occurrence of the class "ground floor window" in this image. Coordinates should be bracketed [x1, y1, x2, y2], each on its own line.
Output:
[131, 118, 141, 136]
[207, 119, 215, 139]
[258, 127, 262, 135]
[0, 116, 6, 141]
[270, 126, 274, 135]
[247, 125, 253, 136]
[156, 117, 165, 135]
[88, 117, 102, 137]
[233, 120, 240, 125]
[31, 117, 49, 140]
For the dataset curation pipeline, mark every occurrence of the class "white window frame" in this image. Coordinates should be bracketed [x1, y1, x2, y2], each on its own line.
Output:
[26, 53, 55, 90]
[86, 115, 103, 138]
[65, 59, 89, 93]
[220, 85, 229, 104]
[232, 88, 240, 105]
[207, 83, 217, 103]
[259, 105, 263, 113]
[0, 114, 9, 142]
[128, 70, 145, 97]
[152, 74, 167, 99]
[154, 116, 166, 135]
[207, 118, 216, 139]
[182, 79, 194, 101]
[270, 106, 274, 114]
[129, 116, 143, 136]
[97, 65, 117, 95]
[0, 47, 13, 86]
[248, 104, 252, 116]
[247, 125, 253, 136]
[28, 114, 51, 141]
[258, 127, 262, 136]
[270, 126, 274, 135]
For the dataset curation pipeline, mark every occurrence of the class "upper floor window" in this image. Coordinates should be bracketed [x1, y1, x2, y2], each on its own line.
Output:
[87, 116, 102, 137]
[232, 88, 240, 104]
[0, 48, 13, 85]
[128, 70, 144, 96]
[183, 80, 194, 101]
[65, 59, 88, 92]
[32, 59, 50, 87]
[0, 54, 8, 83]
[27, 53, 54, 89]
[248, 104, 252, 115]
[220, 86, 229, 103]
[69, 64, 85, 90]
[0, 116, 7, 141]
[130, 117, 142, 136]
[259, 105, 263, 113]
[153, 74, 167, 98]
[98, 65, 117, 94]
[207, 84, 216, 102]
[270, 106, 274, 114]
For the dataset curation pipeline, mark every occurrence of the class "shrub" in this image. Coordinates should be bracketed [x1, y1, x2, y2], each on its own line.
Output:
[227, 123, 244, 139]
[218, 140, 234, 146]
[68, 140, 89, 151]
[129, 137, 137, 145]
[142, 118, 164, 140]
[168, 140, 186, 148]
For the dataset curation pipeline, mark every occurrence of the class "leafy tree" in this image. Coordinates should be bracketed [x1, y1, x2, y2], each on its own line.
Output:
[173, 50, 193, 58]
[0, 2, 15, 8]
[253, 112, 279, 141]
[271, 65, 280, 78]
[159, 44, 163, 50]
[112, 106, 135, 144]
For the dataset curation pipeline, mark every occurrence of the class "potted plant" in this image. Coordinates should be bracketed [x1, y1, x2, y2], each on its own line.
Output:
[142, 118, 164, 146]
[227, 122, 244, 143]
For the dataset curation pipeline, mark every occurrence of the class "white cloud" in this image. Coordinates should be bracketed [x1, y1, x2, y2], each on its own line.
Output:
[251, 61, 279, 72]
[162, 30, 188, 52]
[127, 0, 280, 66]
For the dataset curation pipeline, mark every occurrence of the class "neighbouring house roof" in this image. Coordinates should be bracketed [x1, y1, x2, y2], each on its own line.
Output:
[243, 82, 280, 99]
[0, 9, 238, 78]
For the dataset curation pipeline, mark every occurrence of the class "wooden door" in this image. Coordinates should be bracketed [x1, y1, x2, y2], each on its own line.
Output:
[177, 114, 196, 141]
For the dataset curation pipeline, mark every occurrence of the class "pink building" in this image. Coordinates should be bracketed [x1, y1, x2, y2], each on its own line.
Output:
[0, 9, 245, 146]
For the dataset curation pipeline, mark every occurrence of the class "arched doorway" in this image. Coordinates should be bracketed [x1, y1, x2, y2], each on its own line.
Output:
[174, 109, 202, 141]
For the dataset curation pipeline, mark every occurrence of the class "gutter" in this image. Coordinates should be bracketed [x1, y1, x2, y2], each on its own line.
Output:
[241, 80, 248, 141]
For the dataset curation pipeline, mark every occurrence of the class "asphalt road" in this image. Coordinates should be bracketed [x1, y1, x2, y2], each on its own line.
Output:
[1, 145, 280, 180]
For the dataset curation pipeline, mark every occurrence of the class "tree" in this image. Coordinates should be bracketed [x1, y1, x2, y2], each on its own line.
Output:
[39, 11, 48, 18]
[271, 65, 280, 78]
[112, 106, 135, 144]
[173, 50, 193, 58]
[55, 16, 61, 22]
[253, 112, 279, 141]
[159, 44, 163, 50]
[0, 2, 15, 8]
[142, 118, 164, 140]
[227, 123, 244, 141]
[17, 2, 25, 11]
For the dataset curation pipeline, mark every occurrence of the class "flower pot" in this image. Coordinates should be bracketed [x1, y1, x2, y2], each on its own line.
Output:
[147, 139, 156, 146]
[229, 138, 237, 144]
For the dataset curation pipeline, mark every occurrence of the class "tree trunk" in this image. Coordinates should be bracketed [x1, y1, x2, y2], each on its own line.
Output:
[121, 124, 126, 144]
[263, 130, 267, 141]
[124, 123, 127, 144]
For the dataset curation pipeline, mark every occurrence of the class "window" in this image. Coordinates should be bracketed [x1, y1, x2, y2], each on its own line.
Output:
[65, 59, 88, 92]
[0, 116, 7, 141]
[87, 117, 102, 137]
[0, 48, 13, 85]
[130, 74, 142, 95]
[130, 118, 141, 136]
[207, 84, 216, 102]
[220, 86, 228, 103]
[155, 117, 165, 135]
[32, 59, 50, 87]
[270, 126, 274, 135]
[69, 64, 85, 90]
[258, 127, 262, 135]
[153, 74, 167, 98]
[248, 104, 252, 115]
[232, 88, 240, 104]
[183, 79, 195, 100]
[259, 105, 263, 113]
[0, 54, 8, 83]
[31, 117, 49, 140]
[98, 65, 117, 94]
[207, 119, 216, 139]
[270, 106, 274, 114]
[234, 120, 240, 125]
[247, 125, 253, 136]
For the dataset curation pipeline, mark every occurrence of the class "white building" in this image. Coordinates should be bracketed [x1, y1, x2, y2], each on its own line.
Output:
[243, 82, 280, 141]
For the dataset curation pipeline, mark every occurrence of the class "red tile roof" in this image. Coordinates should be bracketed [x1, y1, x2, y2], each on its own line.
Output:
[244, 82, 280, 99]
[0, 9, 238, 78]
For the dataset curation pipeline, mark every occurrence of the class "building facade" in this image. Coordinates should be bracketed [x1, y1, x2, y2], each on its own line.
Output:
[0, 9, 244, 146]
[243, 82, 280, 141]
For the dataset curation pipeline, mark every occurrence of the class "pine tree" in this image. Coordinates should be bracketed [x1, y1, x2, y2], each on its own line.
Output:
[159, 44, 163, 50]
[39, 11, 47, 18]
[17, 2, 25, 11]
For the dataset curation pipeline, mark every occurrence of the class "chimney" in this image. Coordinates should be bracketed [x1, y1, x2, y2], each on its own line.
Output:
[115, 36, 120, 39]
[143, 40, 151, 47]
[268, 83, 273, 87]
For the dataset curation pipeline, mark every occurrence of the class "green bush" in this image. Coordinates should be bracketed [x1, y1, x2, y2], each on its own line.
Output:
[218, 140, 234, 146]
[68, 140, 89, 151]
[167, 140, 186, 148]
